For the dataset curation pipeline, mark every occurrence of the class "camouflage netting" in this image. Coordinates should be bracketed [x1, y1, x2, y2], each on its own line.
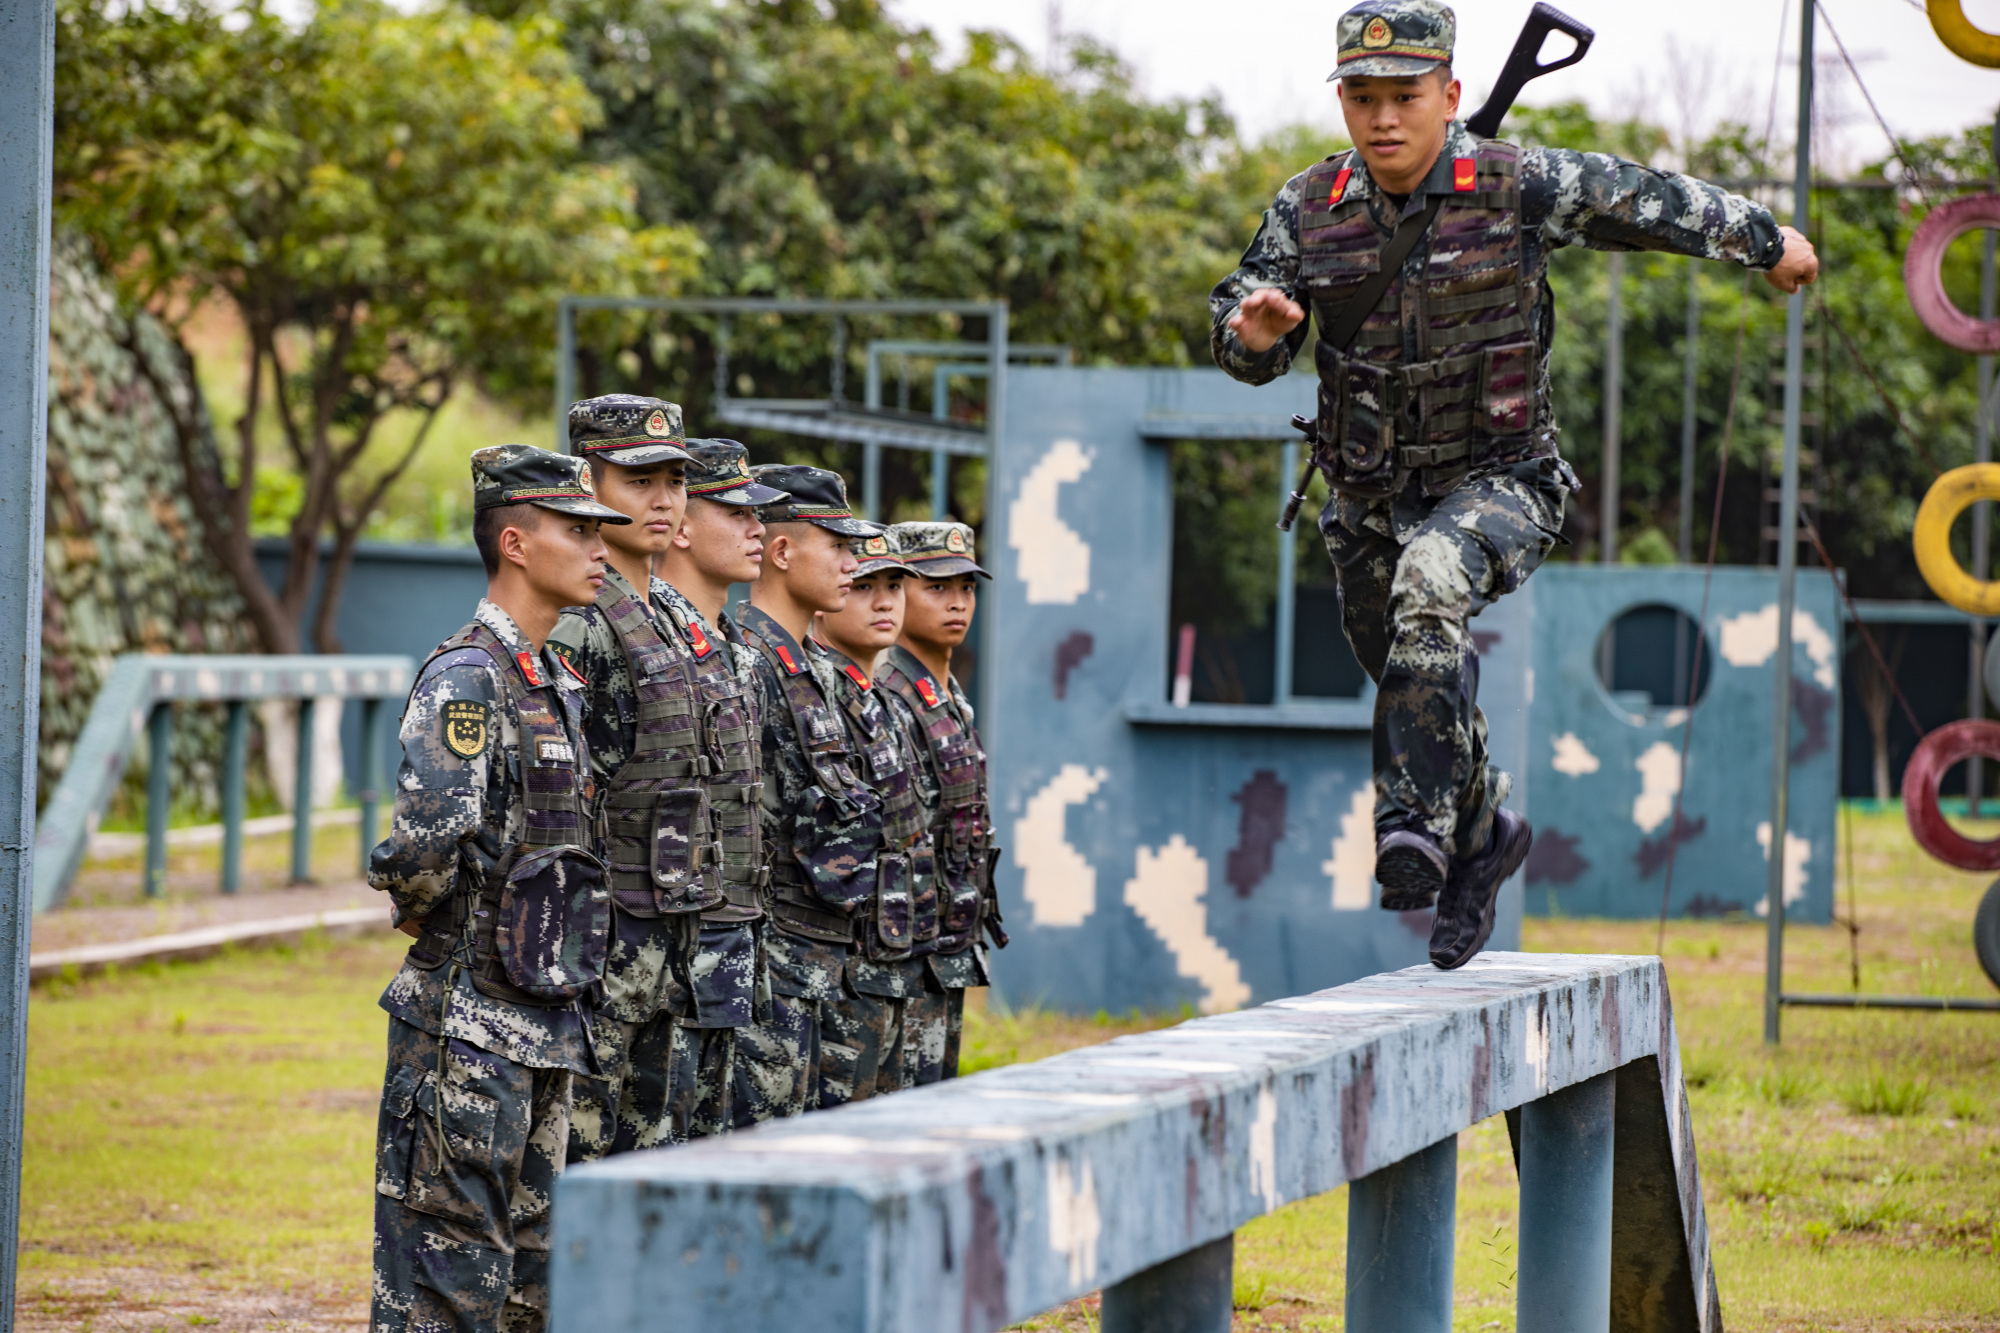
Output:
[40, 236, 257, 816]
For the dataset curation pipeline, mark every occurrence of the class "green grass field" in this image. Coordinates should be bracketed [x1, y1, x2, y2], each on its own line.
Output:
[15, 807, 2000, 1330]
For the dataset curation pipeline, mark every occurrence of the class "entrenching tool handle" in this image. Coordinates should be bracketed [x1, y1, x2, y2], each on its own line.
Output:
[1465, 2, 1595, 139]
[1277, 415, 1319, 532]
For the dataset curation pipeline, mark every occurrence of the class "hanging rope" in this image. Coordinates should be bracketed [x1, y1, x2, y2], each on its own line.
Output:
[1814, 1, 1935, 207]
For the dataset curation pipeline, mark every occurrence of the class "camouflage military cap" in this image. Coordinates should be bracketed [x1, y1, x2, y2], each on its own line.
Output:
[853, 528, 919, 578]
[751, 465, 883, 539]
[684, 439, 792, 507]
[566, 394, 692, 466]
[887, 521, 989, 579]
[471, 444, 632, 523]
[1331, 0, 1454, 80]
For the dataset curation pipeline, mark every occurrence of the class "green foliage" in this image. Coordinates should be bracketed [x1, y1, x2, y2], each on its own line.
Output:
[1843, 1071, 1934, 1117]
[53, 0, 699, 647]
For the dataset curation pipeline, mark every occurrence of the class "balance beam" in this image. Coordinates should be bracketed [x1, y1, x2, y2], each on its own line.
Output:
[550, 952, 1718, 1333]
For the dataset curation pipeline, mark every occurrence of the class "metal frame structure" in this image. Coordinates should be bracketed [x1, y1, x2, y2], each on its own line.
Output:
[552, 295, 1013, 517]
[552, 953, 1719, 1333]
[30, 655, 414, 914]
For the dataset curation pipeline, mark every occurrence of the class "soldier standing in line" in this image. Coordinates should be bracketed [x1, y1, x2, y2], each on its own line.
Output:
[1211, 0, 1820, 968]
[542, 396, 743, 1159]
[878, 522, 1004, 1081]
[369, 445, 630, 1333]
[650, 439, 796, 1128]
[810, 529, 935, 1097]
[732, 465, 888, 1119]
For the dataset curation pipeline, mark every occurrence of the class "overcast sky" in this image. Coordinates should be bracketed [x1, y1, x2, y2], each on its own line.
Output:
[888, 0, 1997, 171]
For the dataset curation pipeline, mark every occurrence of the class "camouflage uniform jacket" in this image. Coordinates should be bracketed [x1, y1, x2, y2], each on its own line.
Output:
[653, 577, 766, 1029]
[545, 565, 692, 1027]
[879, 645, 990, 989]
[1209, 120, 1786, 446]
[737, 604, 885, 1002]
[372, 598, 595, 1075]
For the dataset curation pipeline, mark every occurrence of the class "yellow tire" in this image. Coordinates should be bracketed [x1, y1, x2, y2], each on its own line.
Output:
[1915, 465, 2000, 614]
[1930, 0, 2000, 67]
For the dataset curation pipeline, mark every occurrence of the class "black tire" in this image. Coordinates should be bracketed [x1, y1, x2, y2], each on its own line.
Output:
[1978, 879, 2000, 993]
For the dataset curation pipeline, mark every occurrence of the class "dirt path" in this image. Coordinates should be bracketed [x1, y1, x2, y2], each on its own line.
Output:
[16, 1268, 365, 1331]
[29, 881, 381, 955]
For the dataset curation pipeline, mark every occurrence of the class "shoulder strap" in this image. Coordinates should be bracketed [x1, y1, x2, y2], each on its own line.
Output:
[1322, 193, 1445, 353]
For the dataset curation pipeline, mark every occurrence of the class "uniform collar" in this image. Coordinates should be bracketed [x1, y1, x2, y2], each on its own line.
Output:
[475, 598, 579, 693]
[1342, 120, 1476, 214]
[887, 644, 955, 702]
[736, 603, 822, 664]
[598, 562, 642, 606]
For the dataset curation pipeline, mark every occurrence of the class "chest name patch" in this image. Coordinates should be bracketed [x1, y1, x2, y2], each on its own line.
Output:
[537, 737, 575, 764]
[441, 700, 490, 760]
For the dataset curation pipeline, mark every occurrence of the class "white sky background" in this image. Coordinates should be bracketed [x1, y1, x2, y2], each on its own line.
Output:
[887, 0, 2000, 171]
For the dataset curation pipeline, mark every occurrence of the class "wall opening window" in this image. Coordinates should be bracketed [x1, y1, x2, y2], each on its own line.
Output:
[1594, 603, 1713, 712]
[1165, 439, 1368, 706]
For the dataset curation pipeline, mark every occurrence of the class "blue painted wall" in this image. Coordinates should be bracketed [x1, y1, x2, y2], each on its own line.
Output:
[1518, 565, 1839, 926]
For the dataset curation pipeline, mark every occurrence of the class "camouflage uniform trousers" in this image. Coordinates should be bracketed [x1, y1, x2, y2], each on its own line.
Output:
[731, 929, 842, 1126]
[819, 980, 899, 1107]
[900, 981, 953, 1087]
[372, 1017, 571, 1333]
[1320, 455, 1567, 857]
[566, 1015, 733, 1159]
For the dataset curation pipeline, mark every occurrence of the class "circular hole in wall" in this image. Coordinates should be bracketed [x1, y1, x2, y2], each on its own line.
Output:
[1593, 604, 1713, 713]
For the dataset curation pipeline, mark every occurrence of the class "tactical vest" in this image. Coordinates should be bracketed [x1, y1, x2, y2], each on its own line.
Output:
[589, 586, 764, 921]
[829, 656, 929, 960]
[405, 622, 606, 1009]
[1299, 141, 1538, 498]
[879, 653, 997, 956]
[738, 619, 886, 948]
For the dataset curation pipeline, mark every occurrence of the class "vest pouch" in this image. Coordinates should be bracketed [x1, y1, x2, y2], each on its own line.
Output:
[939, 848, 983, 939]
[910, 844, 940, 945]
[495, 844, 609, 1003]
[1480, 341, 1535, 436]
[1316, 341, 1397, 483]
[871, 853, 915, 958]
[650, 786, 714, 912]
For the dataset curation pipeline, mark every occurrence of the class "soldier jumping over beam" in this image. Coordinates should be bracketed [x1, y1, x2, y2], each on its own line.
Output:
[1210, 0, 1820, 968]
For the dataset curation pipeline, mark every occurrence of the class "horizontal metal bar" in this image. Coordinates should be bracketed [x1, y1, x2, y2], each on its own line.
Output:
[1781, 993, 2000, 1011]
[1124, 699, 1373, 731]
[1140, 411, 1305, 441]
[866, 340, 1070, 361]
[1841, 598, 1980, 626]
[563, 296, 1002, 316]
[713, 401, 990, 455]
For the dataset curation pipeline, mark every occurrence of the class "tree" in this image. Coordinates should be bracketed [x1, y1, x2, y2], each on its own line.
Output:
[54, 0, 701, 652]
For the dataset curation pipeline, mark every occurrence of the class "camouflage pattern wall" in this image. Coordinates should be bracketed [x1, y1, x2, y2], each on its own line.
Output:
[39, 238, 255, 813]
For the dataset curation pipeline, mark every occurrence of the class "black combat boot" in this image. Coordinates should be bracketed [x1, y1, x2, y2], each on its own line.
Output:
[1429, 808, 1533, 970]
[1375, 828, 1447, 911]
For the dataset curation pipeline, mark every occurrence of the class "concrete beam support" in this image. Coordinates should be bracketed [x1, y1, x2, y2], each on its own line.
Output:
[1345, 1133, 1456, 1333]
[1518, 1068, 1616, 1333]
[1099, 1233, 1233, 1333]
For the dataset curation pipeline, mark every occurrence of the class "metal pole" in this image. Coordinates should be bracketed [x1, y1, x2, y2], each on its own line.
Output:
[1970, 225, 1995, 816]
[1677, 258, 1699, 563]
[554, 297, 576, 453]
[1516, 1072, 1616, 1333]
[0, 1, 53, 1318]
[144, 703, 171, 899]
[1274, 436, 1298, 705]
[979, 303, 1008, 730]
[358, 697, 382, 877]
[1600, 250, 1624, 565]
[291, 698, 316, 884]
[220, 699, 247, 894]
[1099, 1234, 1233, 1333]
[1345, 1135, 1457, 1333]
[931, 451, 949, 520]
[1766, 0, 1813, 1046]
[863, 441, 882, 523]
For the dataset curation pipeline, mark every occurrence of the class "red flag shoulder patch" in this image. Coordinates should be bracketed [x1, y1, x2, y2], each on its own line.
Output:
[686, 621, 714, 658]
[1328, 166, 1353, 205]
[774, 644, 802, 675]
[914, 678, 942, 709]
[842, 663, 871, 690]
[516, 652, 545, 687]
[1452, 157, 1476, 192]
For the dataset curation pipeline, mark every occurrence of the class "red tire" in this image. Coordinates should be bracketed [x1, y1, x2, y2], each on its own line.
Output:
[1906, 195, 2000, 354]
[1904, 720, 2000, 871]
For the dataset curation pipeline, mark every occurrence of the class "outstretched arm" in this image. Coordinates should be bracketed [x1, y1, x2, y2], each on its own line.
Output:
[1522, 147, 1818, 290]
